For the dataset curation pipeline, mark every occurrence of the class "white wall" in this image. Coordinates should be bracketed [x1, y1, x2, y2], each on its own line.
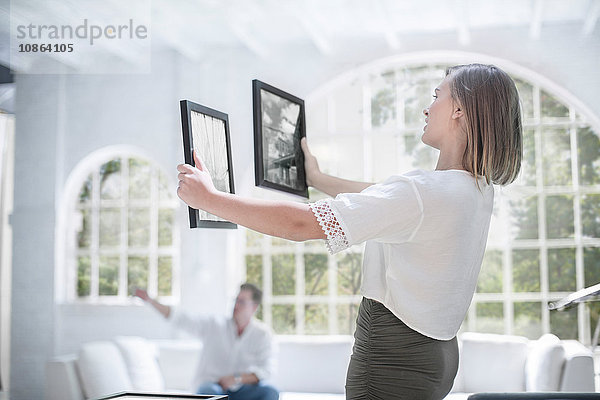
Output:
[9, 23, 600, 399]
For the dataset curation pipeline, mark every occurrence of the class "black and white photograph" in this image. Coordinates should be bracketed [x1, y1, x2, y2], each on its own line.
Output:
[253, 80, 308, 198]
[180, 100, 236, 229]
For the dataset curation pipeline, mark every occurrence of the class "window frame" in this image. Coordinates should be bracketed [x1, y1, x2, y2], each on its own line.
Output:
[241, 52, 600, 342]
[244, 231, 364, 335]
[57, 146, 181, 305]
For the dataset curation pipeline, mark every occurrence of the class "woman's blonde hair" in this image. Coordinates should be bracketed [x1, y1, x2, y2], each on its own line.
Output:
[446, 63, 522, 186]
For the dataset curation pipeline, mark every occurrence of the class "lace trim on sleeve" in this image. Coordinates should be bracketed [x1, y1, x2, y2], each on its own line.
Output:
[309, 200, 349, 254]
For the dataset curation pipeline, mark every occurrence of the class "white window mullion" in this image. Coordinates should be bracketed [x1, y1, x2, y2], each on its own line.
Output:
[534, 88, 551, 334]
[362, 78, 372, 133]
[363, 135, 372, 182]
[569, 109, 588, 344]
[328, 253, 337, 334]
[501, 192, 513, 335]
[241, 231, 248, 282]
[296, 243, 305, 335]
[327, 95, 335, 135]
[119, 158, 128, 299]
[67, 210, 79, 300]
[170, 206, 182, 301]
[539, 245, 549, 335]
[535, 92, 549, 335]
[361, 77, 373, 182]
[263, 237, 272, 328]
[148, 166, 159, 298]
[395, 77, 405, 131]
[90, 170, 100, 299]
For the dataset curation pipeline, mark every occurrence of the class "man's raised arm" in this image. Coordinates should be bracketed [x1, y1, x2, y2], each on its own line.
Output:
[135, 288, 171, 318]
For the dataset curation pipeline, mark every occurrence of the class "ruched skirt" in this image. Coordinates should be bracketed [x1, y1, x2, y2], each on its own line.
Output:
[346, 297, 459, 400]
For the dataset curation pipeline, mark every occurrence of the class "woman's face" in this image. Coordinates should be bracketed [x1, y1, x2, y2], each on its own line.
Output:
[421, 76, 462, 150]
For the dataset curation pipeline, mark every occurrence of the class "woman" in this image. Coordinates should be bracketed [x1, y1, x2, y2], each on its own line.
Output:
[177, 63, 522, 399]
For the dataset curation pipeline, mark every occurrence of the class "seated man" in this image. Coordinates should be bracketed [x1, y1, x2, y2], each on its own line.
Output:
[136, 283, 279, 400]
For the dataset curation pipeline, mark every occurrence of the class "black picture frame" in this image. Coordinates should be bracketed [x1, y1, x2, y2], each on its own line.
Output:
[180, 100, 237, 229]
[96, 392, 229, 400]
[252, 79, 308, 198]
[95, 392, 228, 399]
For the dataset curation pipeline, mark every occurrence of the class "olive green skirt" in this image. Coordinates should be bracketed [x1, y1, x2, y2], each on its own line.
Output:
[346, 297, 459, 400]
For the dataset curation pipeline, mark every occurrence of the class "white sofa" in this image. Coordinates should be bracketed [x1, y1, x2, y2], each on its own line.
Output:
[46, 332, 596, 400]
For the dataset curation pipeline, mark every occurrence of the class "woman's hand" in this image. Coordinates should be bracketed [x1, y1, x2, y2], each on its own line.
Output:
[301, 137, 321, 187]
[301, 137, 373, 196]
[176, 146, 325, 242]
[177, 150, 218, 210]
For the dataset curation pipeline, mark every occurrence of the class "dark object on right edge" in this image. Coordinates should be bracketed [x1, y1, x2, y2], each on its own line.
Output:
[468, 393, 600, 400]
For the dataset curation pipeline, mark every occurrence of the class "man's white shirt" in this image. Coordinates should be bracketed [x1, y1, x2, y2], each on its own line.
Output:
[169, 308, 275, 391]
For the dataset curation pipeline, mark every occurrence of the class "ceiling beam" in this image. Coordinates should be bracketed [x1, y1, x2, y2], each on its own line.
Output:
[373, 0, 400, 50]
[582, 0, 600, 36]
[282, 0, 332, 56]
[227, 1, 270, 58]
[151, 0, 205, 61]
[296, 13, 332, 55]
[529, 0, 544, 40]
[455, 0, 470, 46]
[228, 21, 270, 58]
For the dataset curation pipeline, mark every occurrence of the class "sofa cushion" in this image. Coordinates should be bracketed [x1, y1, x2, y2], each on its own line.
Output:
[525, 333, 565, 391]
[273, 336, 353, 393]
[114, 336, 165, 392]
[155, 339, 202, 391]
[46, 354, 85, 400]
[460, 332, 528, 392]
[444, 393, 472, 400]
[77, 341, 133, 399]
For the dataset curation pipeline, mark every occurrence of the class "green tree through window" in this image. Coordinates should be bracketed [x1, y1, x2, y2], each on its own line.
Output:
[72, 155, 179, 302]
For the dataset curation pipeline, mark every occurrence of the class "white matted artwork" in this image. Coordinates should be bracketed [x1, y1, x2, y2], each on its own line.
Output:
[180, 100, 236, 229]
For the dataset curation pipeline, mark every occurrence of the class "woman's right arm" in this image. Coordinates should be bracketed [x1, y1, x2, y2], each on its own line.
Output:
[301, 138, 373, 197]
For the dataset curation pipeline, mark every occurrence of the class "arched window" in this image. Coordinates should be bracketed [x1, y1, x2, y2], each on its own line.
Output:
[62, 148, 180, 304]
[242, 54, 600, 342]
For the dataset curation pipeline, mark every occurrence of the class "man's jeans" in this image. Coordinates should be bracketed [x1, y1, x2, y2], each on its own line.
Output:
[196, 381, 279, 400]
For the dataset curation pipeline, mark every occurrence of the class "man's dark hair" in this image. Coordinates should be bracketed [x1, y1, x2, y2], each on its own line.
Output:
[240, 283, 262, 305]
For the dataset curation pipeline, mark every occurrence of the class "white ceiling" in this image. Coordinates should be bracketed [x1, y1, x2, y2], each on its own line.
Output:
[149, 0, 600, 58]
[2, 0, 599, 68]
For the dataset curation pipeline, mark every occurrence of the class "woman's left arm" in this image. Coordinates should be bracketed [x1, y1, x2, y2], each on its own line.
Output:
[177, 151, 325, 242]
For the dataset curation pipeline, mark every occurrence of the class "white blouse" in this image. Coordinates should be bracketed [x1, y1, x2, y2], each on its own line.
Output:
[310, 169, 494, 340]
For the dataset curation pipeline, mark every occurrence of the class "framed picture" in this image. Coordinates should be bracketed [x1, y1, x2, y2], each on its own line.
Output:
[96, 392, 228, 400]
[179, 100, 237, 229]
[95, 392, 228, 399]
[252, 79, 308, 198]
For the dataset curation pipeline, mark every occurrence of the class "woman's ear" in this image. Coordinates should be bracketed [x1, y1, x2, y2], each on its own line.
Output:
[452, 107, 464, 120]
